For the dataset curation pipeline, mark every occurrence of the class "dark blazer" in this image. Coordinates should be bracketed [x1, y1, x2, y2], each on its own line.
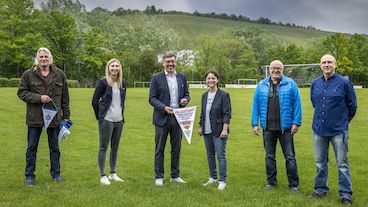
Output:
[199, 89, 231, 137]
[92, 78, 127, 125]
[149, 71, 190, 126]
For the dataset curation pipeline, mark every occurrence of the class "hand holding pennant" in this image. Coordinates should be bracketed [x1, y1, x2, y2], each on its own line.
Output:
[42, 99, 58, 129]
[173, 106, 196, 144]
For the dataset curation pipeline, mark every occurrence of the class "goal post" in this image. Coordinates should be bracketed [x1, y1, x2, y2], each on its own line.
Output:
[134, 81, 150, 88]
[187, 80, 206, 88]
[234, 79, 258, 85]
[261, 63, 320, 87]
[225, 78, 258, 88]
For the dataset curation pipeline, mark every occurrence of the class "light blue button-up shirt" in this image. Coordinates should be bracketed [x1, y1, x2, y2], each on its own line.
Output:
[165, 70, 179, 108]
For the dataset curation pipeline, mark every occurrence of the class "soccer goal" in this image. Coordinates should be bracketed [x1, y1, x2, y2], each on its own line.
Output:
[134, 81, 150, 88]
[261, 64, 320, 87]
[225, 79, 258, 88]
[187, 81, 206, 88]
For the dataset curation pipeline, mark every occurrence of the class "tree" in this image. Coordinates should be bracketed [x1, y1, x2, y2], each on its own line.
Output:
[322, 33, 352, 75]
[301, 38, 327, 63]
[347, 34, 368, 82]
[232, 25, 282, 66]
[78, 27, 113, 81]
[41, 11, 80, 77]
[268, 43, 303, 64]
[195, 34, 218, 79]
[145, 5, 156, 14]
[235, 49, 260, 80]
[112, 7, 125, 16]
[0, 0, 47, 77]
[138, 49, 162, 81]
[195, 34, 260, 83]
[284, 43, 303, 64]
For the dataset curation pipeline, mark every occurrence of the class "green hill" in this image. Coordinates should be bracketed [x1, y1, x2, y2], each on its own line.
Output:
[158, 14, 335, 48]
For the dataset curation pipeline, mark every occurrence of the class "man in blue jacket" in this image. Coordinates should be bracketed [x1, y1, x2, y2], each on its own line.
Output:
[149, 52, 190, 186]
[251, 60, 302, 192]
[310, 54, 357, 205]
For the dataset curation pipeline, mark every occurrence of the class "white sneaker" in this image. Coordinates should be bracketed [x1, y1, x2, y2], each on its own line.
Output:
[217, 181, 226, 190]
[170, 177, 186, 183]
[100, 176, 111, 185]
[108, 173, 124, 182]
[155, 178, 163, 186]
[203, 178, 217, 186]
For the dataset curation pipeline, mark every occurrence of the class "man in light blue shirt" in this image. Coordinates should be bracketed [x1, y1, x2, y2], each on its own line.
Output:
[149, 52, 190, 186]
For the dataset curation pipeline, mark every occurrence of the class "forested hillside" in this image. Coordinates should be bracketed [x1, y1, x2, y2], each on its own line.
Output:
[1, 0, 367, 86]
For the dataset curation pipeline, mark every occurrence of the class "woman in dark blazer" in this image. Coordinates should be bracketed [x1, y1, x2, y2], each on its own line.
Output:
[92, 58, 126, 185]
[198, 70, 231, 190]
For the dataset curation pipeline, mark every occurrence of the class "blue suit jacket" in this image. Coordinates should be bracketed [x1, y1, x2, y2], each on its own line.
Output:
[149, 71, 190, 126]
[199, 89, 231, 137]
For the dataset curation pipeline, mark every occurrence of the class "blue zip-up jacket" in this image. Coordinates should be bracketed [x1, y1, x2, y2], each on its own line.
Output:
[251, 75, 302, 129]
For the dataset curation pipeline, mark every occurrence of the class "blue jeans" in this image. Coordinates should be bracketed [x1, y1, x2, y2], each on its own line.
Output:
[204, 134, 227, 182]
[25, 127, 60, 179]
[313, 131, 352, 200]
[263, 130, 299, 187]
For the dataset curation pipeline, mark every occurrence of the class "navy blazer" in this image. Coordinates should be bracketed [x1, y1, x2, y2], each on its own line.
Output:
[149, 71, 190, 126]
[92, 78, 127, 125]
[199, 89, 231, 137]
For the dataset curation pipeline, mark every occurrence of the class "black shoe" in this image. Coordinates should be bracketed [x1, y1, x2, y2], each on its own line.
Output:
[53, 176, 63, 183]
[341, 198, 352, 205]
[309, 192, 326, 198]
[25, 177, 34, 186]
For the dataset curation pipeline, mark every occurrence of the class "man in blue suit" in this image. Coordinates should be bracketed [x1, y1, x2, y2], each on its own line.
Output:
[149, 52, 190, 186]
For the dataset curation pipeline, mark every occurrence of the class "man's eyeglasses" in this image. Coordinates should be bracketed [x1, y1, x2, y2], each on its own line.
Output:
[270, 67, 282, 71]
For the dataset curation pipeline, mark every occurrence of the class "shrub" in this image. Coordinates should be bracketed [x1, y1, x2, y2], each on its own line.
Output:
[9, 78, 21, 87]
[67, 80, 79, 88]
[0, 78, 9, 87]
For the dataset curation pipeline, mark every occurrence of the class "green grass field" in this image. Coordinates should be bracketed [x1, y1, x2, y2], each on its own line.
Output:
[0, 88, 367, 207]
[159, 14, 335, 47]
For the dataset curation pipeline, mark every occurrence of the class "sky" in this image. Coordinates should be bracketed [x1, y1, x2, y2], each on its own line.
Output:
[33, 0, 368, 34]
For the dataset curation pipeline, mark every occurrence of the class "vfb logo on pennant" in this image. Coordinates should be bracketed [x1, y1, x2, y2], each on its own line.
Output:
[42, 100, 58, 129]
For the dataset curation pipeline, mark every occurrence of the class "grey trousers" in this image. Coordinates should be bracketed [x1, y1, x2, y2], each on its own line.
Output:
[98, 119, 124, 176]
[155, 115, 182, 179]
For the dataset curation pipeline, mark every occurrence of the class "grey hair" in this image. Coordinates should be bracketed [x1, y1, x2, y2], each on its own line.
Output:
[34, 47, 53, 66]
[162, 52, 176, 60]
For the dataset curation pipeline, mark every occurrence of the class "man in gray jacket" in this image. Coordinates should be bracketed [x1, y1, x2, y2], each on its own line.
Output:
[18, 47, 70, 185]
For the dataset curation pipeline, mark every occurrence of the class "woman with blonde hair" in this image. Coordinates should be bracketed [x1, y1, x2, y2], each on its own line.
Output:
[92, 58, 127, 185]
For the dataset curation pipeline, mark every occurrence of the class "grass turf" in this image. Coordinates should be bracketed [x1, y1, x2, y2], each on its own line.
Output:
[0, 87, 367, 206]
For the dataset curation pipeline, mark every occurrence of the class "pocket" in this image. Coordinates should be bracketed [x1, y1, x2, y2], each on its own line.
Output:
[216, 118, 223, 124]
[31, 82, 43, 93]
[53, 82, 63, 96]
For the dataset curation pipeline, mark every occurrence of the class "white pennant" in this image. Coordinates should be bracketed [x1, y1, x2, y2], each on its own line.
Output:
[173, 106, 196, 144]
[42, 100, 58, 129]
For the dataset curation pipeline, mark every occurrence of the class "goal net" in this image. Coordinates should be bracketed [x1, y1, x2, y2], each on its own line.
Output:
[261, 64, 321, 87]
